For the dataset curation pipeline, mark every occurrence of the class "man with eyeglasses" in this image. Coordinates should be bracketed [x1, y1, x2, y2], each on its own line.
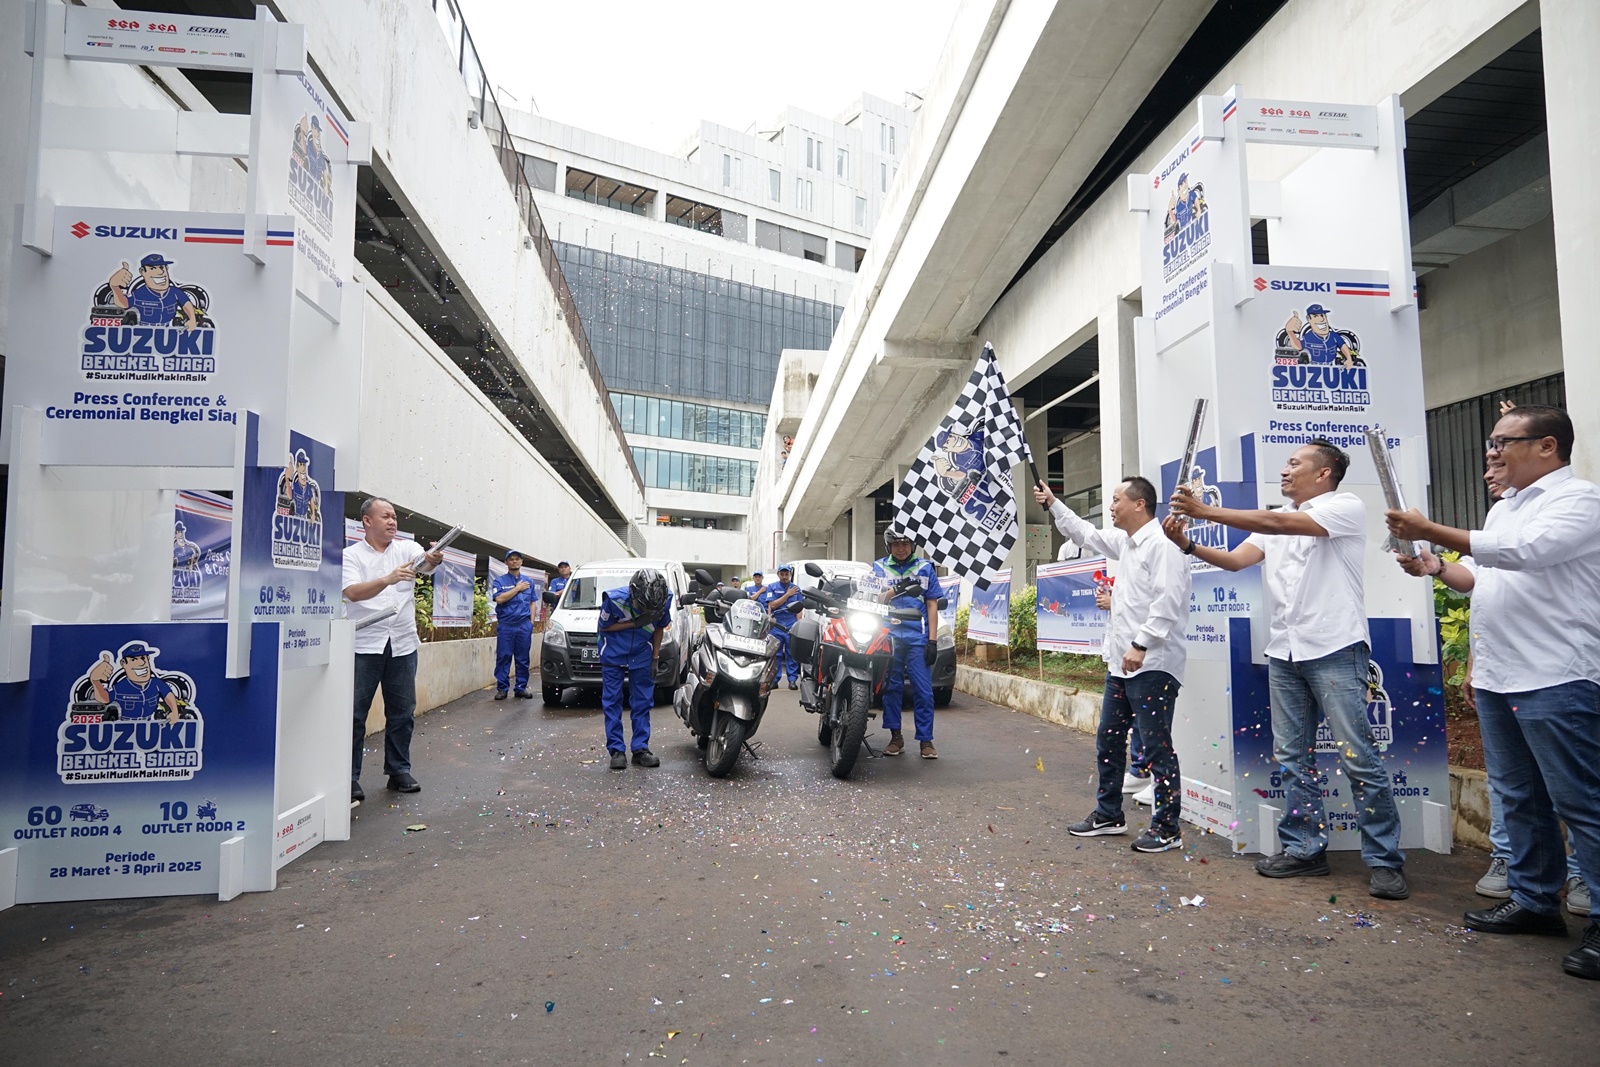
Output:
[1386, 405, 1600, 981]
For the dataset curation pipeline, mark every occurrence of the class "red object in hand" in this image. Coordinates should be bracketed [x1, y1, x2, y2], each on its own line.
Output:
[1092, 570, 1115, 587]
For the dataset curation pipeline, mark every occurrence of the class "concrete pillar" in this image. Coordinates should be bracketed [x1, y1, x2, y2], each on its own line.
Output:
[850, 496, 876, 562]
[1541, 0, 1600, 479]
[1097, 296, 1140, 494]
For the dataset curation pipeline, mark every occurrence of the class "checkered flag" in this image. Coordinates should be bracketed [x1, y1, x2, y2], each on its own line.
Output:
[894, 343, 1033, 588]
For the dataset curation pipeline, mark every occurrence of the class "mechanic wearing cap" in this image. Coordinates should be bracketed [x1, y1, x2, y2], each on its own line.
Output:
[107, 253, 199, 330]
[597, 570, 674, 769]
[173, 521, 200, 572]
[88, 641, 181, 723]
[742, 571, 765, 598]
[490, 549, 537, 700]
[548, 561, 572, 599]
[873, 528, 944, 759]
[288, 448, 318, 519]
[758, 564, 804, 689]
[1285, 304, 1358, 366]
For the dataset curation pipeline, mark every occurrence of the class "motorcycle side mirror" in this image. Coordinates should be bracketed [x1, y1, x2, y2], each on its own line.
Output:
[726, 589, 748, 601]
[693, 567, 714, 587]
[680, 592, 699, 606]
[541, 591, 559, 607]
[936, 597, 949, 610]
[804, 562, 824, 578]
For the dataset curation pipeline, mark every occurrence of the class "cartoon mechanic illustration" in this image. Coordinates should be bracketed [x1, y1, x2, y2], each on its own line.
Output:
[1185, 465, 1223, 511]
[87, 642, 182, 723]
[294, 113, 334, 195]
[107, 253, 199, 331]
[1164, 173, 1207, 239]
[173, 521, 201, 572]
[276, 448, 321, 521]
[932, 426, 986, 492]
[1283, 303, 1360, 367]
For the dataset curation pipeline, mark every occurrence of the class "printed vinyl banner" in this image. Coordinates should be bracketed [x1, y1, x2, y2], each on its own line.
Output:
[239, 430, 342, 668]
[172, 490, 233, 621]
[2, 207, 295, 467]
[965, 570, 1010, 646]
[1035, 558, 1108, 654]
[431, 548, 475, 629]
[0, 622, 278, 903]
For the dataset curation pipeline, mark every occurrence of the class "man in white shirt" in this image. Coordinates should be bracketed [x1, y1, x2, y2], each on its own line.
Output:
[1386, 405, 1600, 979]
[343, 497, 442, 806]
[1165, 440, 1408, 901]
[1034, 476, 1190, 853]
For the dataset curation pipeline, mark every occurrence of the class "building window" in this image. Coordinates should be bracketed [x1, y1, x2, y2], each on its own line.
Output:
[753, 219, 825, 263]
[520, 153, 557, 192]
[836, 147, 849, 179]
[722, 154, 733, 188]
[565, 167, 656, 215]
[889, 126, 896, 154]
[880, 122, 888, 151]
[611, 392, 768, 449]
[880, 162, 887, 192]
[795, 178, 813, 212]
[666, 194, 728, 236]
[768, 168, 781, 202]
[805, 136, 817, 170]
[854, 196, 866, 228]
[630, 446, 759, 496]
[835, 241, 865, 272]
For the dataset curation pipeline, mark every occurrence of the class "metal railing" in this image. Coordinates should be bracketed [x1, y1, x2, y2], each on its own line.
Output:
[428, 0, 645, 503]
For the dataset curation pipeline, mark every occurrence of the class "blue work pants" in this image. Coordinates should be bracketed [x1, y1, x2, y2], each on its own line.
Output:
[881, 638, 934, 742]
[602, 661, 654, 754]
[495, 619, 532, 692]
[771, 618, 799, 683]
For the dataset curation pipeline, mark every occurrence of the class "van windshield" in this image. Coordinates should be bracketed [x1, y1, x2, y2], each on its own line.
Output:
[560, 572, 640, 611]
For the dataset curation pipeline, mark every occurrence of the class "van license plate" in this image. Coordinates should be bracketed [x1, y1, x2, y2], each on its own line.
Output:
[580, 647, 598, 662]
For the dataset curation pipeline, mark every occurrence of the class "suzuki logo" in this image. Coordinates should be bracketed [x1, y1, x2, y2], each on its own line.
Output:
[1253, 276, 1268, 292]
[71, 221, 91, 239]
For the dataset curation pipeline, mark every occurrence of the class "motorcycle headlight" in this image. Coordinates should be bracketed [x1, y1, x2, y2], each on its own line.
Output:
[847, 612, 880, 646]
[716, 650, 766, 681]
[545, 622, 567, 649]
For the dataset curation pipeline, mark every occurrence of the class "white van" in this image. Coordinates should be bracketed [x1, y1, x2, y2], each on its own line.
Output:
[537, 558, 702, 705]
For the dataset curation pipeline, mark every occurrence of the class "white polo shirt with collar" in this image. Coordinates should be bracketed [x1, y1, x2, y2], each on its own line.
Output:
[1460, 465, 1600, 693]
[343, 536, 423, 656]
[1244, 491, 1368, 663]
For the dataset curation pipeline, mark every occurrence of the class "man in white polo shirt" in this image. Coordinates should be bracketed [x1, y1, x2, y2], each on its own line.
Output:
[1386, 405, 1600, 980]
[1165, 439, 1408, 901]
[1035, 475, 1190, 853]
[343, 496, 442, 806]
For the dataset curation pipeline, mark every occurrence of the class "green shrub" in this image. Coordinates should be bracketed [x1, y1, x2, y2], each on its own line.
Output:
[1009, 583, 1038, 656]
[1433, 550, 1470, 686]
[415, 576, 496, 641]
[954, 603, 970, 643]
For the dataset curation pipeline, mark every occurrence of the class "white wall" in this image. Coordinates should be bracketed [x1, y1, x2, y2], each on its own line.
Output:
[643, 524, 747, 569]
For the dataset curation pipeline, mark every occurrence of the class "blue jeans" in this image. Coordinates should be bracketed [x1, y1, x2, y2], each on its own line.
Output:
[602, 661, 653, 753]
[1268, 642, 1404, 869]
[881, 638, 934, 742]
[495, 619, 532, 692]
[1128, 722, 1150, 778]
[1487, 779, 1583, 879]
[1095, 671, 1182, 836]
[1477, 680, 1600, 918]
[352, 642, 418, 778]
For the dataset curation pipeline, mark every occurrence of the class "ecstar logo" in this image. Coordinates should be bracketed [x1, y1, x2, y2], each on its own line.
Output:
[1253, 276, 1267, 292]
[71, 221, 91, 240]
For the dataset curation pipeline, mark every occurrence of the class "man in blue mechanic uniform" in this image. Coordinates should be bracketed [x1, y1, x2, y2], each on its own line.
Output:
[597, 570, 673, 770]
[759, 563, 804, 689]
[1286, 304, 1358, 366]
[107, 253, 199, 330]
[87, 642, 181, 722]
[548, 561, 572, 599]
[742, 571, 765, 598]
[874, 527, 945, 759]
[490, 549, 537, 700]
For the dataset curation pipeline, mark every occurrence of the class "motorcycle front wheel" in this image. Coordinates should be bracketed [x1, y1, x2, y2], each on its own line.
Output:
[704, 710, 747, 778]
[828, 679, 871, 779]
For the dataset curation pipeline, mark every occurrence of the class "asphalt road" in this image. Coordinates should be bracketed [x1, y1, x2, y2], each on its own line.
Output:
[2, 684, 1597, 1066]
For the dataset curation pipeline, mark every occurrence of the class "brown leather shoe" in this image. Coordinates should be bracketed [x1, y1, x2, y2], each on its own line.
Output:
[883, 731, 905, 757]
[920, 741, 938, 759]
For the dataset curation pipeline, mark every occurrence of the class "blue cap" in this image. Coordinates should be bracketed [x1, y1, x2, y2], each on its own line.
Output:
[1177, 172, 1189, 185]
[1305, 303, 1330, 316]
[118, 641, 157, 660]
[139, 253, 174, 269]
[311, 115, 321, 129]
[557, 560, 570, 567]
[777, 563, 793, 574]
[293, 448, 309, 464]
[174, 520, 186, 532]
[504, 549, 524, 561]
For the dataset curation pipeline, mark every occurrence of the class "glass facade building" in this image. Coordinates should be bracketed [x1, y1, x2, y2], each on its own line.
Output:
[632, 446, 759, 496]
[610, 392, 766, 449]
[554, 242, 843, 407]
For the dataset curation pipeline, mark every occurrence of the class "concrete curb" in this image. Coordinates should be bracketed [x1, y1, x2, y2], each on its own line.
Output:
[364, 635, 506, 736]
[956, 662, 1491, 854]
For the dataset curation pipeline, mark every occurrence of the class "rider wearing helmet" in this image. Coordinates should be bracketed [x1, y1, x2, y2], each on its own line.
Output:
[597, 569, 674, 769]
[758, 563, 804, 689]
[873, 527, 944, 759]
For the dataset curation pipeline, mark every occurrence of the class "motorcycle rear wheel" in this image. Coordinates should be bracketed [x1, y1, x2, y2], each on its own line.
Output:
[704, 710, 747, 778]
[828, 680, 871, 779]
[817, 713, 832, 747]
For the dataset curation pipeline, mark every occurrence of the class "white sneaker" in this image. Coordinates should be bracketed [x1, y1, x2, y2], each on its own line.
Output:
[1475, 857, 1511, 899]
[1132, 781, 1155, 806]
[1568, 875, 1592, 916]
[1122, 772, 1151, 792]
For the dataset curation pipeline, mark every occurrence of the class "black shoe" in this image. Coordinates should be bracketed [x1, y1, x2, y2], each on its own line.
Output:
[1255, 852, 1331, 878]
[1564, 921, 1600, 980]
[1068, 811, 1126, 837]
[493, 690, 508, 700]
[609, 751, 627, 770]
[1131, 829, 1182, 853]
[514, 690, 533, 700]
[350, 780, 364, 807]
[632, 748, 660, 768]
[1464, 899, 1568, 936]
[1369, 866, 1409, 900]
[788, 681, 799, 690]
[387, 772, 420, 793]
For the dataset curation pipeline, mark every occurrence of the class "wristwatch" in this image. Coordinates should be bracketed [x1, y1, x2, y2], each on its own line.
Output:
[1131, 641, 1148, 653]
[1182, 540, 1197, 556]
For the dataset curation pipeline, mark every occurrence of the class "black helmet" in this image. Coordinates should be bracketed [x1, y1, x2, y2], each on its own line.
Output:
[629, 569, 669, 618]
[884, 526, 915, 551]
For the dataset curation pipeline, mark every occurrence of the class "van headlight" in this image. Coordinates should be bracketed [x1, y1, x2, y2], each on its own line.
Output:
[847, 612, 880, 646]
[937, 629, 954, 650]
[545, 622, 567, 648]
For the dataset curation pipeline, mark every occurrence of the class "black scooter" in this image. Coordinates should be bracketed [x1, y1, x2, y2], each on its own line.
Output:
[673, 569, 778, 777]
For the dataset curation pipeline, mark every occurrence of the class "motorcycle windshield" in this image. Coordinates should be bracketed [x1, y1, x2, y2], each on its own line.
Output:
[725, 598, 771, 640]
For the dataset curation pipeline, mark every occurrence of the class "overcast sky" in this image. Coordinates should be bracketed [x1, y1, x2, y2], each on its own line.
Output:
[452, 0, 965, 154]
